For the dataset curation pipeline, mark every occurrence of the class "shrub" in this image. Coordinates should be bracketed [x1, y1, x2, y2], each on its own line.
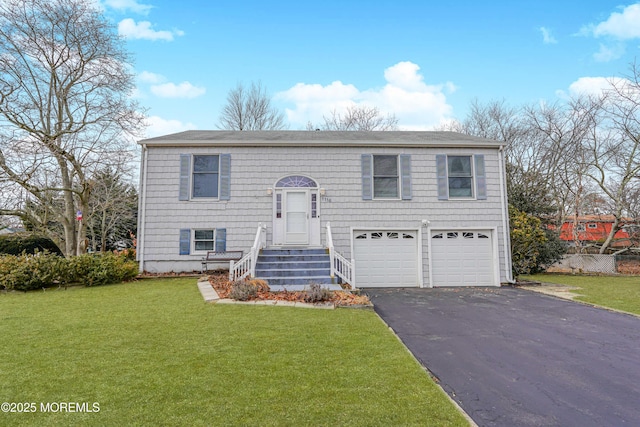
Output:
[247, 278, 269, 293]
[0, 252, 138, 291]
[304, 283, 333, 303]
[0, 252, 67, 291]
[113, 248, 136, 261]
[228, 280, 258, 301]
[509, 205, 547, 277]
[68, 253, 138, 287]
[0, 233, 63, 256]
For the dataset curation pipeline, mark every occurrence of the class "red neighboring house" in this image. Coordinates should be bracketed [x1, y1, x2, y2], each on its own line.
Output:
[559, 215, 637, 248]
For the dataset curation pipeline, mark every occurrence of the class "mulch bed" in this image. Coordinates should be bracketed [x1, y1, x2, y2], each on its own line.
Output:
[207, 271, 372, 307]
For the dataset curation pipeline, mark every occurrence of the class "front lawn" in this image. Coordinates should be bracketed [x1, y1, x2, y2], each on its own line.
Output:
[526, 274, 640, 315]
[0, 278, 466, 426]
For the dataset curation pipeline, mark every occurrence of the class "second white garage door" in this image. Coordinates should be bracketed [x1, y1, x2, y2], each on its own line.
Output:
[353, 230, 419, 287]
[430, 230, 496, 287]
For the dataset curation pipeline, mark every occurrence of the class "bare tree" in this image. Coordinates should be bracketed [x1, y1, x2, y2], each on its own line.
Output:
[86, 167, 137, 252]
[580, 68, 640, 252]
[217, 81, 286, 130]
[309, 105, 399, 131]
[0, 0, 145, 255]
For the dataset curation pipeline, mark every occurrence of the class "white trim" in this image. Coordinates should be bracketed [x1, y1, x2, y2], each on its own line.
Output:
[137, 144, 148, 273]
[350, 226, 422, 288]
[444, 153, 476, 200]
[371, 154, 401, 200]
[191, 154, 222, 200]
[498, 146, 514, 283]
[192, 228, 217, 254]
[273, 174, 319, 189]
[427, 226, 500, 287]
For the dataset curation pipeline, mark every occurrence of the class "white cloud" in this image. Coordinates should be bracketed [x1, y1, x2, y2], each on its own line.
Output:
[556, 76, 630, 98]
[539, 27, 557, 44]
[277, 61, 455, 130]
[138, 71, 165, 84]
[567, 77, 614, 96]
[103, 0, 153, 15]
[143, 116, 197, 138]
[118, 18, 184, 41]
[150, 81, 206, 99]
[579, 4, 640, 62]
[593, 43, 626, 62]
[591, 3, 640, 39]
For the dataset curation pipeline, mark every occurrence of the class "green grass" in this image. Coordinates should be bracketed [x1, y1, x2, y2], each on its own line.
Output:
[526, 274, 640, 315]
[0, 278, 466, 426]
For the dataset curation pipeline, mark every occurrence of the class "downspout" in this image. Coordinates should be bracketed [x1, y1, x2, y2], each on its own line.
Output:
[137, 144, 148, 273]
[498, 145, 515, 283]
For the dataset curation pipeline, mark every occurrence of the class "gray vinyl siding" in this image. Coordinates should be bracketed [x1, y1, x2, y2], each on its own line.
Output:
[139, 145, 508, 281]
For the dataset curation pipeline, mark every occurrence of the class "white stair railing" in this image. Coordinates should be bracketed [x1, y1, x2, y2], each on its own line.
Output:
[230, 223, 267, 281]
[325, 222, 356, 289]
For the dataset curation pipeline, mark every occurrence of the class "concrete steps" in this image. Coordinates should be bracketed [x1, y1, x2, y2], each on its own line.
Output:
[255, 248, 341, 291]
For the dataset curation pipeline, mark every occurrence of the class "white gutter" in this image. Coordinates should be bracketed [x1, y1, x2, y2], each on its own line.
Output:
[137, 144, 148, 273]
[498, 145, 515, 283]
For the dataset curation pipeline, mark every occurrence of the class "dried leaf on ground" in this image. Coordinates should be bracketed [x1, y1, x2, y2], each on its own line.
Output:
[208, 272, 371, 306]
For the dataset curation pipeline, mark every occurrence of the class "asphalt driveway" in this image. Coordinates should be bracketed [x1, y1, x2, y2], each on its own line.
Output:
[366, 287, 640, 427]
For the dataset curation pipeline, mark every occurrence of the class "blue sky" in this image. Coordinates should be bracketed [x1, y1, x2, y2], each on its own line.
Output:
[99, 0, 640, 137]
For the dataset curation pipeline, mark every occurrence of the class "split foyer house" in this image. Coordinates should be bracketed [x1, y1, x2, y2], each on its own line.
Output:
[136, 131, 513, 288]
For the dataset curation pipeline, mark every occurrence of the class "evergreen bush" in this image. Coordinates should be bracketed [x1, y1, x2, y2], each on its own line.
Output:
[0, 252, 138, 291]
[0, 233, 63, 256]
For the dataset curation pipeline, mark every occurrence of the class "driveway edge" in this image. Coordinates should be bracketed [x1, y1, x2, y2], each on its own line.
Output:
[374, 312, 478, 427]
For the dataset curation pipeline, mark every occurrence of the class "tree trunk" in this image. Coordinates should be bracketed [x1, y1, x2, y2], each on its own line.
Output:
[600, 215, 620, 254]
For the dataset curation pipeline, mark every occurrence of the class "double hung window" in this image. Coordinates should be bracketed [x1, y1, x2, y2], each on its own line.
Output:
[178, 154, 231, 201]
[373, 155, 399, 198]
[192, 155, 219, 198]
[179, 228, 226, 255]
[361, 154, 412, 200]
[447, 156, 473, 198]
[436, 154, 486, 200]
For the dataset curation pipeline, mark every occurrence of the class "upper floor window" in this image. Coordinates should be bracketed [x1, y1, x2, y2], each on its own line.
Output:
[179, 154, 231, 201]
[361, 154, 412, 200]
[193, 155, 219, 198]
[436, 154, 486, 200]
[373, 155, 399, 198]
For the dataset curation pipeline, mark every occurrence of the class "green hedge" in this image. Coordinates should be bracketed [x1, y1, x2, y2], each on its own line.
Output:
[0, 233, 64, 256]
[0, 253, 138, 291]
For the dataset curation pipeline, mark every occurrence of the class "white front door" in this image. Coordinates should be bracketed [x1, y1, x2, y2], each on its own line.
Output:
[284, 190, 308, 245]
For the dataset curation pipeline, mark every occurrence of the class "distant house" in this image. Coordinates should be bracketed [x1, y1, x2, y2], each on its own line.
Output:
[559, 215, 637, 248]
[136, 131, 513, 288]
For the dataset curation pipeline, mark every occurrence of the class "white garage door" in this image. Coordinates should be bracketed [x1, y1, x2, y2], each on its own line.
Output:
[430, 230, 495, 287]
[353, 230, 419, 287]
